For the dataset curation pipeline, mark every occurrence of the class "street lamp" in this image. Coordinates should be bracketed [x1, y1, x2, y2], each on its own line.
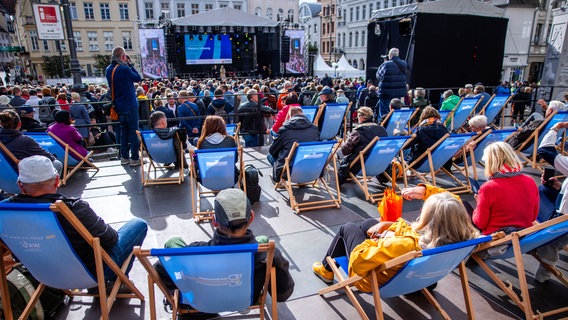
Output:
[60, 0, 85, 94]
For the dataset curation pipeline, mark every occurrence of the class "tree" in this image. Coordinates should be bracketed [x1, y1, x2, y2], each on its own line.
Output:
[93, 54, 111, 76]
[41, 55, 70, 78]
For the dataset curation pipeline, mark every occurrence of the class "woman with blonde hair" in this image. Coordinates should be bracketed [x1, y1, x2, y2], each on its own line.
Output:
[473, 142, 538, 235]
[196, 115, 237, 149]
[313, 190, 479, 290]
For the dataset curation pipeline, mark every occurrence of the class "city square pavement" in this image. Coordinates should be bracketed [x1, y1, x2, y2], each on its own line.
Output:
[53, 145, 567, 320]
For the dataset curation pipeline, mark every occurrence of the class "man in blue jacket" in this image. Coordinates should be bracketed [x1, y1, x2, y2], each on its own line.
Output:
[376, 48, 408, 119]
[106, 46, 142, 167]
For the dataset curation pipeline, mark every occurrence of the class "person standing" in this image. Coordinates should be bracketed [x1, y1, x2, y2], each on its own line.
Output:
[106, 46, 142, 167]
[376, 48, 408, 119]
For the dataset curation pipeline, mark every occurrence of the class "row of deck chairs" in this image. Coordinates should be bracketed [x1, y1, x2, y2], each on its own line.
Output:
[0, 200, 566, 319]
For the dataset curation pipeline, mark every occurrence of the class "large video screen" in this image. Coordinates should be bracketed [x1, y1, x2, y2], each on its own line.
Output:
[184, 34, 232, 65]
[139, 29, 168, 79]
[285, 30, 306, 74]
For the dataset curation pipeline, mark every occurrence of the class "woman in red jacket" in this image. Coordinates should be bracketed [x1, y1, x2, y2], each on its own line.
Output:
[473, 141, 538, 235]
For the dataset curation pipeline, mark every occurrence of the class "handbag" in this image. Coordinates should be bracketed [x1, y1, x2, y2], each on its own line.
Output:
[377, 163, 403, 222]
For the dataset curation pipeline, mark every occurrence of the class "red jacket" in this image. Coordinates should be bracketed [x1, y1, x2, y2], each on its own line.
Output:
[473, 174, 538, 235]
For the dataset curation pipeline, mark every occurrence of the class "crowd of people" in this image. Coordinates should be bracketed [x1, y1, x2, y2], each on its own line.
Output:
[0, 45, 567, 317]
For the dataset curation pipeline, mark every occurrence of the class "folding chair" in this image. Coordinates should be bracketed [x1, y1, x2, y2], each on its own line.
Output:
[439, 110, 451, 125]
[479, 94, 512, 128]
[445, 97, 481, 132]
[313, 103, 351, 141]
[133, 241, 278, 320]
[348, 135, 413, 203]
[471, 214, 568, 320]
[274, 140, 341, 213]
[319, 235, 493, 320]
[189, 147, 245, 222]
[465, 129, 516, 179]
[406, 133, 477, 194]
[302, 105, 319, 123]
[380, 109, 417, 136]
[0, 141, 20, 194]
[0, 201, 144, 320]
[137, 130, 185, 186]
[225, 123, 241, 147]
[25, 132, 99, 186]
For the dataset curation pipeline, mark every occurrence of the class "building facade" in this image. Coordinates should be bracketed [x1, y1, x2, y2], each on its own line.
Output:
[15, 0, 139, 81]
[249, 0, 298, 23]
[299, 2, 321, 75]
[137, 0, 249, 22]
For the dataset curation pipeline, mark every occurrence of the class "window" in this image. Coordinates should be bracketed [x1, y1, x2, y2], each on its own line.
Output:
[100, 3, 110, 20]
[267, 8, 273, 20]
[362, 5, 366, 20]
[42, 40, 49, 51]
[122, 31, 132, 50]
[534, 23, 542, 44]
[74, 31, 83, 51]
[103, 31, 114, 51]
[191, 3, 198, 14]
[349, 32, 352, 47]
[177, 3, 185, 17]
[361, 30, 365, 47]
[255, 7, 261, 16]
[337, 33, 341, 47]
[369, 3, 373, 17]
[59, 40, 67, 51]
[350, 7, 353, 22]
[383, 0, 388, 9]
[356, 6, 359, 21]
[355, 31, 359, 47]
[277, 8, 283, 21]
[145, 2, 154, 19]
[220, 3, 228, 8]
[205, 4, 213, 11]
[30, 30, 39, 51]
[70, 2, 78, 20]
[331, 21, 334, 33]
[119, 3, 129, 20]
[84, 2, 94, 20]
[160, 2, 169, 12]
[88, 31, 98, 51]
[288, 9, 294, 23]
[234, 4, 242, 10]
[314, 24, 318, 34]
[342, 33, 346, 47]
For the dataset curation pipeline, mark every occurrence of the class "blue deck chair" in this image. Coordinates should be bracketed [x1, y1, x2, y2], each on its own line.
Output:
[133, 241, 278, 320]
[302, 105, 319, 123]
[274, 140, 341, 213]
[138, 130, 185, 186]
[225, 123, 241, 147]
[380, 109, 417, 136]
[463, 129, 516, 179]
[471, 214, 568, 319]
[319, 235, 492, 320]
[406, 133, 476, 194]
[189, 147, 244, 222]
[348, 136, 413, 203]
[446, 97, 481, 132]
[25, 132, 99, 186]
[0, 141, 20, 194]
[313, 102, 351, 141]
[480, 94, 512, 126]
[0, 201, 144, 320]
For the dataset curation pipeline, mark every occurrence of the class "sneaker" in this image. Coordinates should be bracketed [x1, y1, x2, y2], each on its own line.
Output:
[120, 158, 130, 165]
[129, 159, 141, 167]
[312, 262, 334, 284]
[107, 147, 118, 154]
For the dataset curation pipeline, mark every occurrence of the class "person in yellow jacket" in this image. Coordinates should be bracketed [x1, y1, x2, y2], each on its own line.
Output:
[312, 184, 479, 292]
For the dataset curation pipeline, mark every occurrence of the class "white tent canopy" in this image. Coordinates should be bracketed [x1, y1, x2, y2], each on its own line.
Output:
[336, 55, 365, 79]
[171, 7, 278, 27]
[371, 0, 504, 20]
[313, 54, 335, 78]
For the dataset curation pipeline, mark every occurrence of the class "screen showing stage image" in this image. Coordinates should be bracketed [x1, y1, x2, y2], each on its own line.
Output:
[285, 30, 305, 74]
[185, 34, 232, 65]
[139, 29, 168, 79]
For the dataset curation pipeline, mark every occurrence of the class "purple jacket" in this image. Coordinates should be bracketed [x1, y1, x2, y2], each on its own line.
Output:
[47, 123, 88, 159]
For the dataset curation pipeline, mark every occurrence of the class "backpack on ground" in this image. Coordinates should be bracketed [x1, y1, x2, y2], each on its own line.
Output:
[507, 119, 545, 150]
[243, 164, 263, 204]
[0, 266, 66, 320]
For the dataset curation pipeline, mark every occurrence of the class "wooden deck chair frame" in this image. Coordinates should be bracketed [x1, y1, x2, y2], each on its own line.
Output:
[0, 201, 144, 320]
[137, 130, 185, 186]
[445, 97, 481, 132]
[274, 140, 342, 213]
[318, 235, 493, 320]
[471, 214, 568, 320]
[189, 147, 245, 222]
[0, 140, 21, 194]
[512, 110, 559, 171]
[347, 135, 415, 203]
[479, 94, 513, 129]
[225, 123, 241, 147]
[461, 129, 517, 180]
[313, 102, 352, 140]
[133, 241, 278, 320]
[380, 109, 417, 136]
[405, 133, 477, 194]
[26, 132, 99, 186]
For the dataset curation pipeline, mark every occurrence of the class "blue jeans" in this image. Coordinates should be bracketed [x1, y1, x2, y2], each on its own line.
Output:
[243, 134, 259, 147]
[118, 109, 140, 160]
[538, 184, 560, 222]
[378, 97, 391, 119]
[104, 218, 148, 281]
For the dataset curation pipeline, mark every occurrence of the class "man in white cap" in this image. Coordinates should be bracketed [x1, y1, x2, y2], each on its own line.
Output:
[154, 188, 295, 309]
[10, 155, 148, 287]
